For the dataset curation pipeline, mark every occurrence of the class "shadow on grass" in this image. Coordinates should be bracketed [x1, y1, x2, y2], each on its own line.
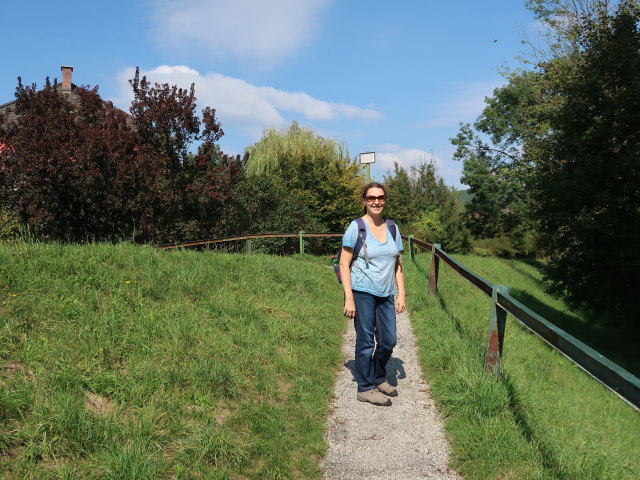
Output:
[437, 295, 467, 339]
[501, 372, 569, 480]
[411, 256, 430, 279]
[506, 262, 547, 290]
[521, 258, 545, 270]
[509, 289, 640, 378]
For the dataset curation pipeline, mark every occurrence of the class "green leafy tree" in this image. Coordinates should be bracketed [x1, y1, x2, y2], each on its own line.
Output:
[384, 160, 470, 253]
[383, 162, 414, 226]
[452, 1, 640, 329]
[529, 2, 640, 332]
[524, 0, 630, 57]
[410, 209, 444, 245]
[451, 71, 543, 253]
[235, 122, 365, 253]
[451, 1, 633, 257]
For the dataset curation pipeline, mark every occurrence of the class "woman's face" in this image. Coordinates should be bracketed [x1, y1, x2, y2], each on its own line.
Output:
[363, 187, 386, 216]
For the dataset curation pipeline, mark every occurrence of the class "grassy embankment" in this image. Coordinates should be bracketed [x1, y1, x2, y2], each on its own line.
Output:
[405, 252, 640, 480]
[2, 241, 639, 479]
[0, 241, 345, 479]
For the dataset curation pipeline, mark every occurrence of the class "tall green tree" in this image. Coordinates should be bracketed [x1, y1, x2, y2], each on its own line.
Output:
[451, 71, 542, 253]
[384, 160, 470, 253]
[231, 122, 365, 252]
[529, 2, 640, 332]
[452, 1, 640, 331]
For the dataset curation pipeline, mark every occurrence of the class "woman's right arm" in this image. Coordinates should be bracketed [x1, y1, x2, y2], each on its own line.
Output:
[340, 246, 356, 318]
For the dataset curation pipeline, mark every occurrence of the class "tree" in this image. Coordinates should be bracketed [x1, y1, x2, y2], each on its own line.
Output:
[529, 2, 640, 331]
[0, 68, 242, 243]
[524, 0, 632, 58]
[451, 1, 636, 257]
[241, 123, 365, 241]
[450, 67, 547, 255]
[383, 162, 414, 226]
[128, 68, 241, 242]
[0, 78, 160, 240]
[384, 160, 470, 253]
[452, 1, 640, 329]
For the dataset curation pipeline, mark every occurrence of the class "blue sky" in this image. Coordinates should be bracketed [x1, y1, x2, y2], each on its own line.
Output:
[0, 0, 540, 188]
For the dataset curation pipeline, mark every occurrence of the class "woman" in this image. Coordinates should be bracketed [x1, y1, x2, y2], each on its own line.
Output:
[340, 182, 406, 406]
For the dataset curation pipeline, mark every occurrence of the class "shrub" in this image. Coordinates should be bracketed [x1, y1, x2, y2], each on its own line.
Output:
[473, 236, 518, 258]
[0, 209, 20, 240]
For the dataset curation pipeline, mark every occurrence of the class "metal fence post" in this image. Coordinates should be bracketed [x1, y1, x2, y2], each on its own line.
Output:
[408, 235, 415, 262]
[484, 285, 509, 376]
[299, 231, 305, 255]
[429, 243, 441, 295]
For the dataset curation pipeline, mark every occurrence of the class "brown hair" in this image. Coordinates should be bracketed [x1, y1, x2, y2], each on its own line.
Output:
[361, 182, 387, 214]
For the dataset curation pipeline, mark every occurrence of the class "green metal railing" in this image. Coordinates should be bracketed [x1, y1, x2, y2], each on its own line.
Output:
[409, 237, 640, 411]
[158, 232, 640, 411]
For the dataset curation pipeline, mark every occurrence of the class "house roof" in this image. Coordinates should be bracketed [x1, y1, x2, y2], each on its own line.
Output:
[0, 66, 80, 124]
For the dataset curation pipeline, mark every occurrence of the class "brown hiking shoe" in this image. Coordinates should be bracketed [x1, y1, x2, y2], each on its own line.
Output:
[376, 381, 398, 397]
[357, 389, 392, 406]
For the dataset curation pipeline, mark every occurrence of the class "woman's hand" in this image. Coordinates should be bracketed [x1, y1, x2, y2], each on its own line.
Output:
[395, 293, 406, 314]
[344, 298, 356, 318]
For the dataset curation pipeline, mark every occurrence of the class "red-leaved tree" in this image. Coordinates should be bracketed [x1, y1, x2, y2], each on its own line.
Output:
[128, 67, 242, 242]
[0, 69, 242, 242]
[0, 78, 161, 240]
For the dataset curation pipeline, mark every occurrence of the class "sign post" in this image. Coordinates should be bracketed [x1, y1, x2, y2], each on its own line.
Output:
[359, 152, 376, 183]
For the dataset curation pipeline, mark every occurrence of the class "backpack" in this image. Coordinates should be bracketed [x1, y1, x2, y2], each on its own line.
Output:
[332, 217, 397, 284]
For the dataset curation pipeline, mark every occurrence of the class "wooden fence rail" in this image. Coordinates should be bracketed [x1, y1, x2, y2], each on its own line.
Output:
[157, 232, 640, 410]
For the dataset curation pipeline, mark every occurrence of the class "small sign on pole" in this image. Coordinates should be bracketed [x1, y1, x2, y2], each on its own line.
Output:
[359, 152, 376, 182]
[359, 152, 376, 164]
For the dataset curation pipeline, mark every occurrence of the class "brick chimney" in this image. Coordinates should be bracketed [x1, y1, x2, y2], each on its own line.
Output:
[61, 65, 73, 93]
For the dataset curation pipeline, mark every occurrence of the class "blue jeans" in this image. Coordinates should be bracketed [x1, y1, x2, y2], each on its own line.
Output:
[352, 290, 397, 392]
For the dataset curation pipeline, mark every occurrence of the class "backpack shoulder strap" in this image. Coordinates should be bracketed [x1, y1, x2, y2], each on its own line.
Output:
[385, 218, 397, 241]
[352, 217, 367, 262]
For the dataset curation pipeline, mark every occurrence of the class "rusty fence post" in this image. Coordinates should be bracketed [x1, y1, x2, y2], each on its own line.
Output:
[484, 285, 509, 376]
[408, 235, 415, 263]
[429, 243, 441, 295]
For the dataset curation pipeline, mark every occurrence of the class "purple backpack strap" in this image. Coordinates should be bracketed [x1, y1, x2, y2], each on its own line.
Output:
[351, 217, 367, 263]
[386, 218, 397, 242]
[352, 218, 396, 261]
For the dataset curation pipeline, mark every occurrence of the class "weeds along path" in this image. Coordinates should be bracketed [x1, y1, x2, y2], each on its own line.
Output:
[321, 309, 463, 480]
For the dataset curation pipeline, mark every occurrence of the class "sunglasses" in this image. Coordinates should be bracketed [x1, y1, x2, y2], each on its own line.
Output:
[365, 195, 386, 203]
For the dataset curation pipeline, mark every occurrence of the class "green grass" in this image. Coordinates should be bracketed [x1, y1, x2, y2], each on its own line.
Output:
[452, 255, 640, 378]
[406, 252, 640, 480]
[0, 241, 345, 479]
[3, 241, 639, 479]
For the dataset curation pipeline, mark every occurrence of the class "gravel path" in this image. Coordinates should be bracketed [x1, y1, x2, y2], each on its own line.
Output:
[321, 309, 463, 480]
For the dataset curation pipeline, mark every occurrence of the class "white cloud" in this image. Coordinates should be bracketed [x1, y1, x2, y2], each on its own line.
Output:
[375, 144, 442, 172]
[369, 144, 465, 189]
[421, 80, 505, 128]
[112, 65, 382, 140]
[151, 0, 332, 66]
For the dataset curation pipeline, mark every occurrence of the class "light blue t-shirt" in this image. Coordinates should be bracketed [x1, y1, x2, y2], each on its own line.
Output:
[342, 219, 404, 297]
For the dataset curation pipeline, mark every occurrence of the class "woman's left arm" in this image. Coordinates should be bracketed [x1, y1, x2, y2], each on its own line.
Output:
[394, 256, 406, 313]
